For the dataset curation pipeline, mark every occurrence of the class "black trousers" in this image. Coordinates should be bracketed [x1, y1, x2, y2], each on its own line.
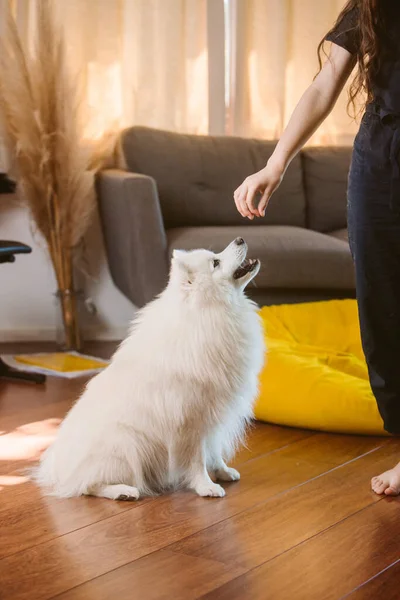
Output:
[348, 110, 400, 434]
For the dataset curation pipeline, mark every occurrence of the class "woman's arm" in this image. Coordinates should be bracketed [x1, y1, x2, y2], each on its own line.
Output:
[234, 43, 356, 219]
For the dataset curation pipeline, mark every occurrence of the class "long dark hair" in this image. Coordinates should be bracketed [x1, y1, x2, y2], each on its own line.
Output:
[318, 0, 388, 116]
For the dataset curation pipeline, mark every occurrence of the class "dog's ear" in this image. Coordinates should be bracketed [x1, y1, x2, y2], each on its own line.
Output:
[172, 250, 193, 284]
[172, 250, 189, 270]
[172, 249, 186, 261]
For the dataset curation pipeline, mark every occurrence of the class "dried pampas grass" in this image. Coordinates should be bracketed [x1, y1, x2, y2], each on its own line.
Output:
[0, 0, 112, 350]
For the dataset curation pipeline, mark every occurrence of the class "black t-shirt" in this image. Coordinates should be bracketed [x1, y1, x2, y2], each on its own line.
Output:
[327, 5, 400, 197]
[325, 7, 359, 55]
[325, 5, 400, 113]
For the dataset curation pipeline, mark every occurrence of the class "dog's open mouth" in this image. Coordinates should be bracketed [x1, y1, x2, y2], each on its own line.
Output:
[233, 258, 260, 280]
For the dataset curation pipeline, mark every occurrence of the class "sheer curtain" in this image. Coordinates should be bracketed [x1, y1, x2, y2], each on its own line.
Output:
[228, 0, 359, 145]
[0, 0, 358, 161]
[57, 0, 210, 139]
[0, 0, 213, 159]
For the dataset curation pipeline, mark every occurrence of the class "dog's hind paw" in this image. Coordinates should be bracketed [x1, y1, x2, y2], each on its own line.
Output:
[94, 484, 140, 501]
[215, 467, 240, 482]
[117, 493, 137, 501]
[195, 482, 226, 498]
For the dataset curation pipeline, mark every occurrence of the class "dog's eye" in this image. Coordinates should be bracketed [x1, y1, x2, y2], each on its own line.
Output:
[213, 259, 220, 269]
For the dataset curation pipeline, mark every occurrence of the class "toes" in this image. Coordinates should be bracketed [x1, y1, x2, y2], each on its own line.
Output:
[371, 469, 400, 497]
[116, 494, 138, 501]
[371, 476, 382, 489]
[206, 484, 225, 497]
[114, 485, 140, 501]
[227, 468, 240, 481]
[196, 483, 226, 498]
[372, 479, 388, 495]
[385, 486, 400, 496]
[371, 478, 383, 493]
[215, 467, 240, 482]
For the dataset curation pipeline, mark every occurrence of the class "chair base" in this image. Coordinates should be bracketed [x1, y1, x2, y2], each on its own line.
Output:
[0, 357, 46, 384]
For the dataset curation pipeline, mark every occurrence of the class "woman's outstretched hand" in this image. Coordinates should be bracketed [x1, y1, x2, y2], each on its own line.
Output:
[233, 160, 284, 219]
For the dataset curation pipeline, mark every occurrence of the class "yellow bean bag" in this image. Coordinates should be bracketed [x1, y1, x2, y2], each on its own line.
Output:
[255, 299, 387, 436]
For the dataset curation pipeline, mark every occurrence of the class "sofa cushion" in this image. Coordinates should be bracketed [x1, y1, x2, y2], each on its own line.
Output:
[255, 300, 385, 435]
[121, 126, 306, 229]
[302, 147, 352, 232]
[167, 226, 355, 291]
[328, 228, 348, 243]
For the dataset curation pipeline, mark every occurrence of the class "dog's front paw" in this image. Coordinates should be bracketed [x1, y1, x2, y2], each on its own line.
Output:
[110, 484, 140, 501]
[195, 482, 226, 498]
[215, 466, 240, 482]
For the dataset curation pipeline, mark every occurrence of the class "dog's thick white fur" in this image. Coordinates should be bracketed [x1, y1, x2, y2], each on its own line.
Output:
[35, 238, 265, 501]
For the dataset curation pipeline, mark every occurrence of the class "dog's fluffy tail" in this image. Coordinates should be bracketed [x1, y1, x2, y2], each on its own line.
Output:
[31, 444, 60, 494]
[33, 443, 97, 498]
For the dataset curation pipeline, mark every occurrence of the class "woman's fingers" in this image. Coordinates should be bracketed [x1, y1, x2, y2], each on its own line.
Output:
[242, 190, 254, 219]
[234, 186, 245, 217]
[238, 185, 253, 219]
[235, 175, 269, 219]
[246, 186, 256, 218]
[233, 187, 242, 215]
[258, 188, 271, 217]
[234, 186, 246, 217]
[234, 166, 282, 219]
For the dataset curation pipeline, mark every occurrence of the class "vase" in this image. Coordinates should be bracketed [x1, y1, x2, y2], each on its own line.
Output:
[54, 288, 82, 351]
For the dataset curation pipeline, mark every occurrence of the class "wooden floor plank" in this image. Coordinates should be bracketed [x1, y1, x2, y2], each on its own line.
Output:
[0, 379, 84, 431]
[0, 370, 381, 562]
[0, 490, 154, 560]
[199, 498, 400, 600]
[345, 560, 400, 600]
[0, 394, 313, 561]
[0, 433, 385, 600]
[55, 550, 243, 600]
[0, 342, 114, 428]
[26, 442, 399, 600]
[0, 431, 383, 560]
[234, 422, 314, 464]
[51, 447, 394, 600]
[1, 345, 397, 600]
[170, 443, 399, 570]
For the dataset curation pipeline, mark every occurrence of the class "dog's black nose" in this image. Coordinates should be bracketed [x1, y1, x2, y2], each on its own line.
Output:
[235, 237, 245, 246]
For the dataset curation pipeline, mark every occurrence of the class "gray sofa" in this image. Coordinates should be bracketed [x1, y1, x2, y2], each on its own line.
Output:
[97, 126, 355, 308]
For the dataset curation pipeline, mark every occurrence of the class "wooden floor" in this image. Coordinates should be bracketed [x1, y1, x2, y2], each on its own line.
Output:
[1, 343, 400, 600]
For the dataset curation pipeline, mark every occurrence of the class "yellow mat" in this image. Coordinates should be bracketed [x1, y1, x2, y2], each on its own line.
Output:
[13, 352, 108, 373]
[255, 300, 387, 435]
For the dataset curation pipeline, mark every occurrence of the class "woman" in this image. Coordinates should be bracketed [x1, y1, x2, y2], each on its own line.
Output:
[234, 0, 400, 495]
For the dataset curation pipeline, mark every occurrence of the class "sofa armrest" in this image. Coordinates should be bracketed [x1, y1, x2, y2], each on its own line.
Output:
[96, 169, 169, 307]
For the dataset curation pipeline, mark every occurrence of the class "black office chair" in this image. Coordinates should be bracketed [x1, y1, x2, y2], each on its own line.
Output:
[0, 239, 31, 263]
[0, 174, 46, 383]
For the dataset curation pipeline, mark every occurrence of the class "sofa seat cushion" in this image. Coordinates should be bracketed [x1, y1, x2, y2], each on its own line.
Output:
[328, 228, 348, 243]
[167, 226, 355, 291]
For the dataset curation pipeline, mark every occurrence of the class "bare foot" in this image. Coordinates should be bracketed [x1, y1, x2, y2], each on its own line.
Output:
[371, 462, 400, 496]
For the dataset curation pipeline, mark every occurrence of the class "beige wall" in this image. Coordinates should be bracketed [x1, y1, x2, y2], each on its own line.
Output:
[0, 196, 134, 342]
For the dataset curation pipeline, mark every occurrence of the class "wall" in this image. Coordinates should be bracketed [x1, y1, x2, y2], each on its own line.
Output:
[0, 194, 135, 343]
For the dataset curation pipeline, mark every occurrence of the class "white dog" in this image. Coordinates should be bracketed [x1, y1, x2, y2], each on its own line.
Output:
[35, 238, 265, 500]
